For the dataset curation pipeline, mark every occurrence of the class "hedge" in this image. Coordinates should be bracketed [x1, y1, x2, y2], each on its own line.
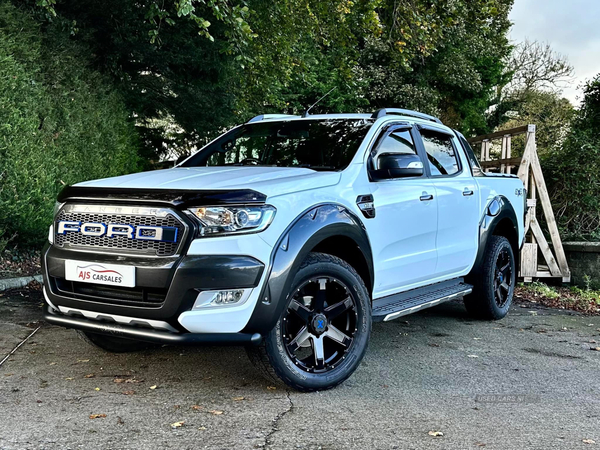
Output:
[0, 3, 142, 249]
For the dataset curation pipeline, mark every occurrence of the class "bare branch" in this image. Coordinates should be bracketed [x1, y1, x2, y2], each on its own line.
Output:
[506, 39, 574, 93]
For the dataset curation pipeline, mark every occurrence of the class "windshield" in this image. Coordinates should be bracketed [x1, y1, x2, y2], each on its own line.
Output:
[181, 119, 374, 171]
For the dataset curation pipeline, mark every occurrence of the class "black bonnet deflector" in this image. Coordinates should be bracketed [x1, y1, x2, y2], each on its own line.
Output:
[57, 186, 266, 208]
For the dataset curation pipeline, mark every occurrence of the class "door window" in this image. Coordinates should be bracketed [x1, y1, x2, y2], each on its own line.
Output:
[421, 131, 460, 176]
[372, 129, 417, 169]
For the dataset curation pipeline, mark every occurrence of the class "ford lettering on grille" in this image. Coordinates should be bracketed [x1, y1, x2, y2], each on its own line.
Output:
[57, 221, 178, 243]
[54, 204, 186, 256]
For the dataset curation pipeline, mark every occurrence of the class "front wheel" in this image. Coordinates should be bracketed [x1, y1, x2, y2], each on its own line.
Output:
[247, 252, 371, 392]
[464, 236, 516, 320]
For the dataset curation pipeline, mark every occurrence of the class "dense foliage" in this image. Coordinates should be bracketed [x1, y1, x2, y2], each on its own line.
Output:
[0, 3, 141, 248]
[15, 0, 591, 250]
[37, 0, 514, 158]
[543, 75, 600, 239]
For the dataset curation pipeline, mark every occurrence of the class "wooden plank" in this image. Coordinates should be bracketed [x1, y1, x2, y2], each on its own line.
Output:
[506, 136, 512, 173]
[530, 218, 561, 276]
[480, 157, 522, 168]
[481, 140, 491, 172]
[500, 136, 507, 173]
[517, 127, 536, 183]
[468, 125, 529, 144]
[520, 243, 538, 277]
[529, 148, 570, 275]
[524, 171, 536, 238]
[524, 208, 532, 236]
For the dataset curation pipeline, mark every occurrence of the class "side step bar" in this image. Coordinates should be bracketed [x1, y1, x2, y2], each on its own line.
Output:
[372, 278, 473, 322]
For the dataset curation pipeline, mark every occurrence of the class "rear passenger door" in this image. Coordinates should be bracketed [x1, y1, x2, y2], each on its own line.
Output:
[415, 126, 479, 277]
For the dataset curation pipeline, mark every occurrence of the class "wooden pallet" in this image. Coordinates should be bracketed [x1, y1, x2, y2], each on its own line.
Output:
[468, 125, 570, 283]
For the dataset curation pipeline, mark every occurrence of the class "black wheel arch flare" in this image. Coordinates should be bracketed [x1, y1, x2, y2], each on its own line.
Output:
[242, 203, 374, 335]
[473, 195, 520, 274]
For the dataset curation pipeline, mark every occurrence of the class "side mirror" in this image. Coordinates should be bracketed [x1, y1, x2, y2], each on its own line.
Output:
[370, 153, 424, 181]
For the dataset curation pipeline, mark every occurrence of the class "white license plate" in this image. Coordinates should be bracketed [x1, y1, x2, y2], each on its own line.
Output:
[65, 260, 135, 287]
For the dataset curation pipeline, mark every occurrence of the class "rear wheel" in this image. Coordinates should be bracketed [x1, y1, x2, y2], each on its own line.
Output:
[247, 252, 371, 392]
[464, 236, 516, 320]
[77, 330, 157, 353]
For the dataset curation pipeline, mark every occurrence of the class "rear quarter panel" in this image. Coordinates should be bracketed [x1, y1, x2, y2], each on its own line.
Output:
[475, 174, 525, 245]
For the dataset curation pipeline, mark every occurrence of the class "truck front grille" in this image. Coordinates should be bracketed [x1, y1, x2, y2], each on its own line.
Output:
[54, 204, 187, 257]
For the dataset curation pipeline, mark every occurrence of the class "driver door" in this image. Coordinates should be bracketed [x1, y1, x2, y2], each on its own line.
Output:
[364, 125, 439, 299]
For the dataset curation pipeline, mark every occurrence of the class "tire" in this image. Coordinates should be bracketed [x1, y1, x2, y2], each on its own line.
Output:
[247, 252, 371, 392]
[77, 330, 157, 353]
[464, 236, 516, 320]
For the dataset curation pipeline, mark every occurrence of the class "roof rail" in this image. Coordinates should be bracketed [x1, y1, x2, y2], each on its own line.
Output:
[371, 108, 442, 125]
[247, 114, 298, 123]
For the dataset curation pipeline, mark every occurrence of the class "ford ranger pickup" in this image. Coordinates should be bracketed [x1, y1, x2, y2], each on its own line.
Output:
[42, 108, 526, 391]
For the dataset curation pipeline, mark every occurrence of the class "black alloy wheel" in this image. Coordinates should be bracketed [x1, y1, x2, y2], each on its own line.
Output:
[493, 247, 513, 308]
[247, 252, 371, 392]
[464, 236, 516, 320]
[282, 276, 357, 373]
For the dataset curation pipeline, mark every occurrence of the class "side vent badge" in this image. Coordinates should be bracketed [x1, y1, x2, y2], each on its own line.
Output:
[356, 194, 376, 219]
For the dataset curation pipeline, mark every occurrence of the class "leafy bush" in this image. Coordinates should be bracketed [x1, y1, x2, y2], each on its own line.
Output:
[542, 75, 600, 239]
[0, 3, 141, 249]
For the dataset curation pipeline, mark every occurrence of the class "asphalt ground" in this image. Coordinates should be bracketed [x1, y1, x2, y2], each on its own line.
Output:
[1, 289, 599, 450]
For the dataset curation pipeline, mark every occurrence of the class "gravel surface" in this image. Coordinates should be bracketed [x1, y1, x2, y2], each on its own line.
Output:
[1, 290, 599, 449]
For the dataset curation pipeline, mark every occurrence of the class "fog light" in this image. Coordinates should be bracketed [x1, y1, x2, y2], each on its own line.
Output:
[192, 289, 252, 309]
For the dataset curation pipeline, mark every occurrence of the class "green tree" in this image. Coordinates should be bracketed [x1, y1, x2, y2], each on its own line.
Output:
[543, 75, 600, 238]
[500, 90, 574, 156]
[358, 0, 513, 135]
[33, 0, 514, 159]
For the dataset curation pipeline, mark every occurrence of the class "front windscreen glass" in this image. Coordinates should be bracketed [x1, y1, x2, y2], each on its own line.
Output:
[181, 119, 374, 171]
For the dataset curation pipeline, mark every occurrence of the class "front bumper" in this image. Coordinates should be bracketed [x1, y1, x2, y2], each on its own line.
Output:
[44, 306, 262, 345]
[42, 243, 265, 338]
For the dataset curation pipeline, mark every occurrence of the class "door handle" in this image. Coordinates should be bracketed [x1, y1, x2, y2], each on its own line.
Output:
[420, 194, 434, 201]
[463, 189, 474, 196]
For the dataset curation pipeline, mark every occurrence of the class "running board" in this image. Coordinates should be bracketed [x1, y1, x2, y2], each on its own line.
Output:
[372, 278, 473, 322]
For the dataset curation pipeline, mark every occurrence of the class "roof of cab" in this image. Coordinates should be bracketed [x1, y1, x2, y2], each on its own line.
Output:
[246, 109, 452, 133]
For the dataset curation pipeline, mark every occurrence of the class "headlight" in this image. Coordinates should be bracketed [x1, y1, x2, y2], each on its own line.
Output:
[187, 205, 276, 237]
